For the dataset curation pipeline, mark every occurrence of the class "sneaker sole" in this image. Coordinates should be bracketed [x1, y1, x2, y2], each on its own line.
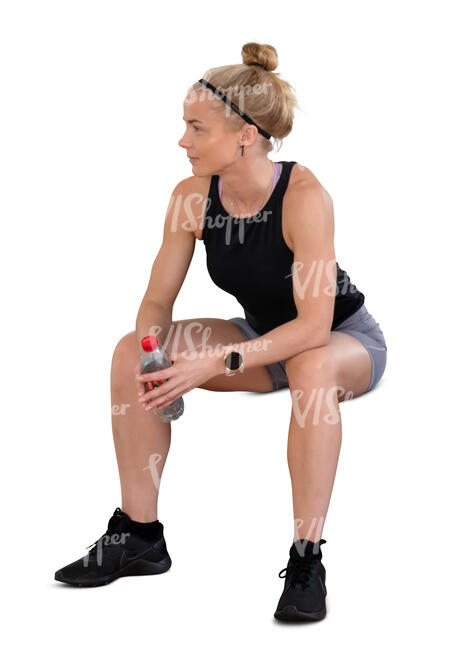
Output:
[274, 605, 326, 622]
[54, 555, 172, 587]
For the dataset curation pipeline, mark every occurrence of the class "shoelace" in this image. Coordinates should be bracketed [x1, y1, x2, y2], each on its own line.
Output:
[86, 508, 126, 552]
[278, 556, 320, 589]
[278, 539, 326, 589]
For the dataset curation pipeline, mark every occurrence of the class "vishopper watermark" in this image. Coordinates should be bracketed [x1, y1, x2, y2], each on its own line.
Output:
[143, 452, 163, 491]
[167, 190, 272, 245]
[111, 403, 130, 416]
[83, 531, 131, 567]
[147, 321, 273, 367]
[285, 259, 361, 299]
[186, 77, 273, 120]
[293, 517, 326, 556]
[203, 206, 272, 245]
[290, 384, 354, 428]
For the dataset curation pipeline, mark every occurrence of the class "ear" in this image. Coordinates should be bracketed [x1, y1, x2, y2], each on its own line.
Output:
[240, 124, 259, 147]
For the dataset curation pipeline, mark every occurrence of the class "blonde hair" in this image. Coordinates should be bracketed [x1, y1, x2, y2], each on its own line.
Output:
[190, 42, 299, 153]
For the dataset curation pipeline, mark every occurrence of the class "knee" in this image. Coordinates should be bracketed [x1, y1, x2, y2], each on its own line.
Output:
[285, 346, 337, 389]
[111, 330, 139, 390]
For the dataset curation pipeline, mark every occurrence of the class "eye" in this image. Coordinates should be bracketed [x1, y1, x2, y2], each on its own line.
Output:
[193, 126, 200, 132]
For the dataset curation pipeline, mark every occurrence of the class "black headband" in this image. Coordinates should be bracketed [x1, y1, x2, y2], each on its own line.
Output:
[197, 77, 272, 140]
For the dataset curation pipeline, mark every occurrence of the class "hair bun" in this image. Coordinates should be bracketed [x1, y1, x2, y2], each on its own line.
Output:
[241, 42, 278, 72]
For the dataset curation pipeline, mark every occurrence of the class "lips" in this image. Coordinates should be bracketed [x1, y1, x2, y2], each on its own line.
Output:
[188, 156, 199, 161]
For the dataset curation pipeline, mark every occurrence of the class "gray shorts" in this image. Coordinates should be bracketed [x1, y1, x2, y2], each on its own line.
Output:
[228, 303, 387, 393]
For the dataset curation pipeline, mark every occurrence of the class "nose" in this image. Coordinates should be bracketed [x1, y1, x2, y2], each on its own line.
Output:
[178, 131, 190, 149]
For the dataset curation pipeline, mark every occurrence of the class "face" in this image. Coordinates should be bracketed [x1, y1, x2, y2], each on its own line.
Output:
[178, 89, 246, 176]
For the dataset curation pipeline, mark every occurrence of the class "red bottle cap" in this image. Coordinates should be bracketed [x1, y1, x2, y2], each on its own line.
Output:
[141, 336, 159, 352]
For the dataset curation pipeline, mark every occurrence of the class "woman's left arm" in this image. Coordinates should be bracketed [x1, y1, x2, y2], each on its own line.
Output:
[137, 178, 337, 410]
[230, 178, 337, 371]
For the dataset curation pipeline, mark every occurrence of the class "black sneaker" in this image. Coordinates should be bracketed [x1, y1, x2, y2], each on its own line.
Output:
[274, 538, 327, 622]
[54, 507, 172, 587]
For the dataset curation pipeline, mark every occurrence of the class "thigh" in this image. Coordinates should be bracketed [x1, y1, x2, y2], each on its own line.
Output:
[329, 331, 373, 399]
[283, 331, 373, 402]
[333, 304, 387, 395]
[147, 317, 274, 393]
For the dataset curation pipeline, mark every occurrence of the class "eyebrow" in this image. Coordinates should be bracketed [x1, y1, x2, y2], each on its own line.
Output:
[182, 118, 204, 124]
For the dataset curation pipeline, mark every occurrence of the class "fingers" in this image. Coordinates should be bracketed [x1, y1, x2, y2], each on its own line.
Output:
[139, 376, 181, 410]
[135, 367, 173, 384]
[134, 362, 176, 399]
[146, 382, 194, 410]
[134, 364, 163, 396]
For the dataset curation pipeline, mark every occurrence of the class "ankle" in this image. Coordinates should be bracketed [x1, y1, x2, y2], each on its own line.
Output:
[121, 503, 158, 523]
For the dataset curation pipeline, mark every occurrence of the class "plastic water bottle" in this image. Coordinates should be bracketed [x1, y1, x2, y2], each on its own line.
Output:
[139, 336, 184, 423]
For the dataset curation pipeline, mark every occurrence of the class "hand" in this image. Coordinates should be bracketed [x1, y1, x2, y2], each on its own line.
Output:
[134, 350, 224, 411]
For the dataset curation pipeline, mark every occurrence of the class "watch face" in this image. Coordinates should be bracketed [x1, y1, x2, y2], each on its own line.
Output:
[225, 351, 242, 371]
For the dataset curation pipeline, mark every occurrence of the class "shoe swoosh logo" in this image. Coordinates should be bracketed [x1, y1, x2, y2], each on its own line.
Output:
[127, 550, 144, 560]
[119, 549, 145, 566]
[120, 542, 162, 567]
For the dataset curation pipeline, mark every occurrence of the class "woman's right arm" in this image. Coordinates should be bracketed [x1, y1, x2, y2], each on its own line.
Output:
[135, 176, 202, 349]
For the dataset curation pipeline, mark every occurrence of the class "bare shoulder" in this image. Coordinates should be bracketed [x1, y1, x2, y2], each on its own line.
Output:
[171, 174, 212, 240]
[286, 162, 333, 207]
[282, 163, 334, 250]
[174, 174, 211, 195]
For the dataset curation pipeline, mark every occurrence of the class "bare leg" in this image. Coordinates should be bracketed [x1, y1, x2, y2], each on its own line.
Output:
[285, 331, 372, 543]
[111, 331, 171, 522]
[110, 319, 273, 522]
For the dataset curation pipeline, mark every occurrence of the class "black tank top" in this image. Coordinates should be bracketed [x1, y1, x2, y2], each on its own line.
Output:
[201, 160, 365, 336]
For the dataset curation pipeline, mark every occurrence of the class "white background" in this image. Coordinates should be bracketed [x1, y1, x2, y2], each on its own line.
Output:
[1, 0, 462, 647]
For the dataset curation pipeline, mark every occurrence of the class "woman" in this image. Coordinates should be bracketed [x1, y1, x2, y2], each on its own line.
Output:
[54, 42, 387, 622]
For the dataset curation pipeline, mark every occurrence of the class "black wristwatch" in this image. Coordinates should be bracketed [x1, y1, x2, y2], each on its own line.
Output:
[224, 349, 244, 376]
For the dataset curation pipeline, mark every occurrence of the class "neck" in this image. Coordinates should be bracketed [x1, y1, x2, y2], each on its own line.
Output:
[219, 157, 275, 207]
